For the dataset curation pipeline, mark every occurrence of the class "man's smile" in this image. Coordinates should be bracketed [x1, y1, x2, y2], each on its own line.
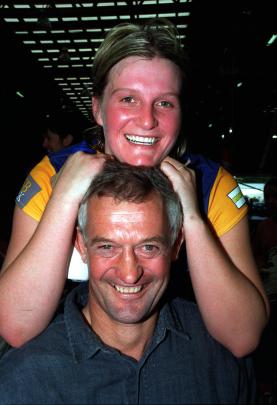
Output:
[113, 283, 143, 294]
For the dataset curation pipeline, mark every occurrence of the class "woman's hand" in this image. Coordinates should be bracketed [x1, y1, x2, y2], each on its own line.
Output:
[51, 152, 112, 207]
[160, 156, 201, 230]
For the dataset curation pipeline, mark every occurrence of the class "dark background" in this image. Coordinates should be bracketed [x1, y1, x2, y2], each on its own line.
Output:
[0, 0, 276, 243]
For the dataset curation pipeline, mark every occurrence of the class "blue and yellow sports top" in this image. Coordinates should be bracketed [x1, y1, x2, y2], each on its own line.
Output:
[16, 141, 247, 280]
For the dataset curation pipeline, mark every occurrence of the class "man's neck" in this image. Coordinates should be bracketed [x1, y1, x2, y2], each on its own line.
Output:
[82, 305, 157, 361]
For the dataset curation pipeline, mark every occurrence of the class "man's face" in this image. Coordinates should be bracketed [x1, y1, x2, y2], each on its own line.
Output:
[42, 129, 65, 153]
[92, 56, 182, 166]
[77, 193, 175, 326]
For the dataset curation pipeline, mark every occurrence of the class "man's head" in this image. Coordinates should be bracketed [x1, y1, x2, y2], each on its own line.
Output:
[42, 111, 80, 153]
[76, 160, 183, 327]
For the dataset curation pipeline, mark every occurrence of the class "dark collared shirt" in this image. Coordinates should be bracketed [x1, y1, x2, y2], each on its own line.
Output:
[0, 283, 255, 404]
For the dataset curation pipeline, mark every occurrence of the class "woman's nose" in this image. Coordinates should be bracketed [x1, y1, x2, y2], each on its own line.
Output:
[136, 104, 157, 130]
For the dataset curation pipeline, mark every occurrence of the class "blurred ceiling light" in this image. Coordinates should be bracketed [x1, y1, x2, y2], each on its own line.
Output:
[16, 91, 24, 98]
[267, 34, 277, 46]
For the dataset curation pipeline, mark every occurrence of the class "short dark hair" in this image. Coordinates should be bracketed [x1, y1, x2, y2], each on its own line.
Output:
[78, 160, 183, 245]
[42, 110, 82, 141]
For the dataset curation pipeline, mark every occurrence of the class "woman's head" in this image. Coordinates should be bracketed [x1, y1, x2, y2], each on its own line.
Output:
[91, 18, 189, 166]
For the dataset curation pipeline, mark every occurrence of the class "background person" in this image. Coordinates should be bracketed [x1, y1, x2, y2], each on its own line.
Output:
[0, 18, 269, 357]
[41, 110, 82, 153]
[0, 161, 256, 405]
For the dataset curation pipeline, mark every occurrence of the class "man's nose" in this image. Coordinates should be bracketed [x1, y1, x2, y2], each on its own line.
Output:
[136, 104, 157, 130]
[116, 248, 143, 284]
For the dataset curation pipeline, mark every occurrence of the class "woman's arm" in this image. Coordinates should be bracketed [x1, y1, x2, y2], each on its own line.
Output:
[0, 152, 108, 347]
[185, 216, 269, 357]
[0, 205, 73, 346]
[161, 157, 269, 357]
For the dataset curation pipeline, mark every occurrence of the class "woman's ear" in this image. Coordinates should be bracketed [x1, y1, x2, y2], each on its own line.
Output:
[75, 227, 88, 263]
[92, 96, 103, 126]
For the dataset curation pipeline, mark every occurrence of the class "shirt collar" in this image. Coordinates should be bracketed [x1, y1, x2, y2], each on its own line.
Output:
[153, 298, 192, 345]
[64, 283, 191, 363]
[64, 282, 105, 363]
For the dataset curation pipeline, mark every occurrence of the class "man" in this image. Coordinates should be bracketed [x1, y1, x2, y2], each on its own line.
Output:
[0, 160, 255, 404]
[41, 110, 76, 153]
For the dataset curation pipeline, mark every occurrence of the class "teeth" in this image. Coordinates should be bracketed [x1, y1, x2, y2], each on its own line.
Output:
[125, 134, 157, 145]
[114, 285, 142, 294]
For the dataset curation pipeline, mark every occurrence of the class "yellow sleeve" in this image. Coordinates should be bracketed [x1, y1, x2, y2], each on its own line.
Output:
[15, 156, 55, 222]
[208, 167, 248, 237]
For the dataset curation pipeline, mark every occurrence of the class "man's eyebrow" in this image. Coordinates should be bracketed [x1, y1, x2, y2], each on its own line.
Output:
[87, 236, 170, 246]
[87, 237, 114, 246]
[138, 236, 170, 246]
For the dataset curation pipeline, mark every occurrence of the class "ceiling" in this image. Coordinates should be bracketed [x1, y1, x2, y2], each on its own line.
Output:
[0, 0, 276, 175]
[0, 0, 192, 121]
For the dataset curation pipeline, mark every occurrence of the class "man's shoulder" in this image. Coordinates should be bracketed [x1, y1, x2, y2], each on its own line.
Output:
[167, 297, 255, 370]
[165, 296, 215, 345]
[168, 297, 232, 350]
[169, 297, 206, 331]
[1, 314, 67, 360]
[0, 316, 69, 404]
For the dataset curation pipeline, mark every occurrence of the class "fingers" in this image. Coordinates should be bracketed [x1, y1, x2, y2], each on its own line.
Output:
[160, 157, 194, 182]
[160, 157, 199, 218]
[52, 152, 110, 204]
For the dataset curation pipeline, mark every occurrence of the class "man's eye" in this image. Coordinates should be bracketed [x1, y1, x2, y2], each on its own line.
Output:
[144, 245, 156, 251]
[99, 244, 112, 250]
[94, 244, 117, 257]
[137, 244, 161, 258]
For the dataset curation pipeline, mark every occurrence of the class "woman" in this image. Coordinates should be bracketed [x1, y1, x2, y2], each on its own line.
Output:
[0, 18, 269, 356]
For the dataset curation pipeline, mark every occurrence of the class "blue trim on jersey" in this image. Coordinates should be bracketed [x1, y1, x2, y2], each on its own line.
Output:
[48, 144, 220, 216]
[181, 152, 220, 216]
[48, 140, 96, 172]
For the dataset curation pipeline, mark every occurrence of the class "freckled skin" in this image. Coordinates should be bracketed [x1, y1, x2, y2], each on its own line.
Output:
[93, 56, 182, 166]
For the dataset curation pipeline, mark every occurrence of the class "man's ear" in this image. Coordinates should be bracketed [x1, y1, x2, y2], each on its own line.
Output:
[92, 96, 103, 126]
[63, 134, 74, 147]
[171, 228, 185, 261]
[75, 227, 88, 264]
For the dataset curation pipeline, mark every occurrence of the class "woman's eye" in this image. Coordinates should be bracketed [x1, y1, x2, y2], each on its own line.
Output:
[121, 96, 135, 103]
[157, 100, 173, 108]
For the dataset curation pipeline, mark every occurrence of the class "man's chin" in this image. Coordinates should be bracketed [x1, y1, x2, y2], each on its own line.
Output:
[110, 308, 150, 324]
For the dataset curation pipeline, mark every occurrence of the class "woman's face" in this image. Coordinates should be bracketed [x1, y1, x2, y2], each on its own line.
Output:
[92, 56, 182, 166]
